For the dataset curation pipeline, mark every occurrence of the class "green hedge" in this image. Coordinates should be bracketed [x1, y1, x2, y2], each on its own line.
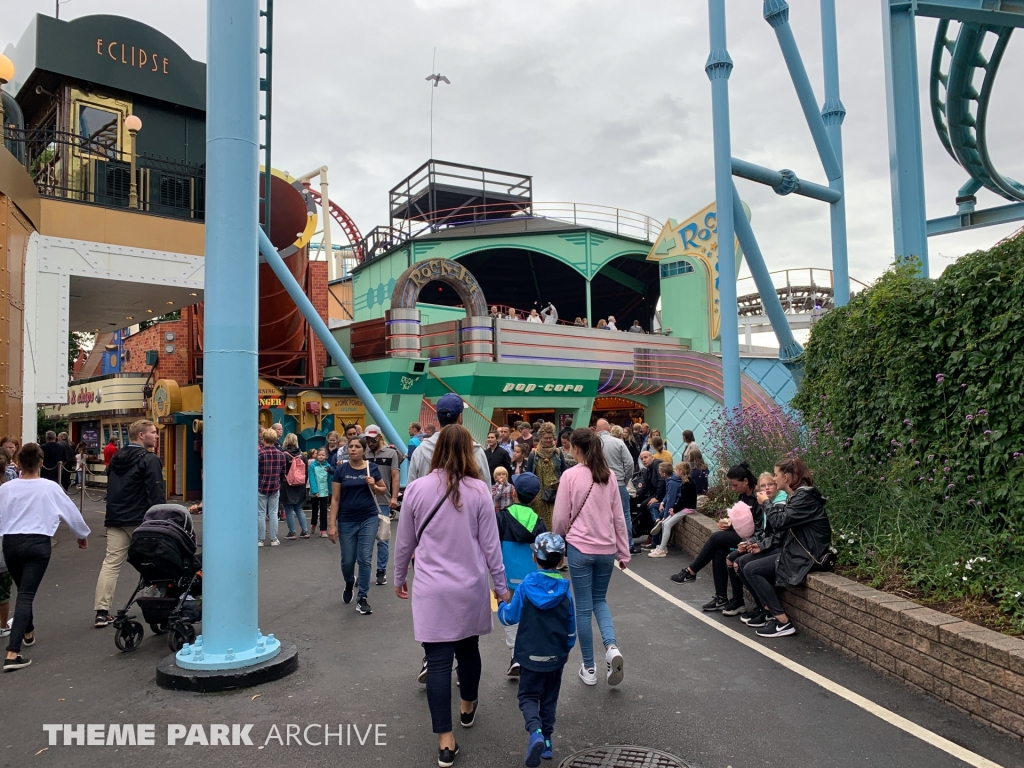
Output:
[793, 235, 1024, 631]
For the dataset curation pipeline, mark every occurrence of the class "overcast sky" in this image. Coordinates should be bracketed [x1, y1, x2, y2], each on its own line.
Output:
[4, 0, 1023, 287]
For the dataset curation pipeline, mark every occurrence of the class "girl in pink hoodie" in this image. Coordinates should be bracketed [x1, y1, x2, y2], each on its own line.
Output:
[552, 428, 631, 688]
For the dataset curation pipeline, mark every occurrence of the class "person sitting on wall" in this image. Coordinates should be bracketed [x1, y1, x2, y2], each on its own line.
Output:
[669, 462, 759, 618]
[728, 471, 788, 620]
[527, 308, 543, 324]
[606, 316, 618, 331]
[629, 320, 643, 333]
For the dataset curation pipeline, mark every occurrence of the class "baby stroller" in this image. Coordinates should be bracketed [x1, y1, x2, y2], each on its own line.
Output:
[114, 504, 202, 653]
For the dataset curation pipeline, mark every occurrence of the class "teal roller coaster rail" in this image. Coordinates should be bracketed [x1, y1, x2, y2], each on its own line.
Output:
[930, 20, 1022, 202]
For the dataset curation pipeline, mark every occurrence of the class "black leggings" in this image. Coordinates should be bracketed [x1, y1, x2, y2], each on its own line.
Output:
[742, 554, 786, 617]
[730, 549, 777, 602]
[687, 529, 742, 600]
[3, 534, 52, 654]
[309, 496, 330, 530]
[423, 635, 481, 733]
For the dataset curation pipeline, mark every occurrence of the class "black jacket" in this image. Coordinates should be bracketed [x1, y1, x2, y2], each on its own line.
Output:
[41, 441, 67, 482]
[105, 445, 166, 527]
[767, 487, 831, 587]
[484, 446, 513, 480]
[281, 446, 307, 506]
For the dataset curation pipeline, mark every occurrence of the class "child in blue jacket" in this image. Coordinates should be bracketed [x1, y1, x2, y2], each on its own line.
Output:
[498, 532, 576, 767]
[648, 462, 697, 557]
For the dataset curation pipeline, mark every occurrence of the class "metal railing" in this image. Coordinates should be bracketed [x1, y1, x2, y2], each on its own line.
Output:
[735, 268, 870, 317]
[389, 160, 532, 221]
[357, 200, 663, 264]
[7, 127, 205, 221]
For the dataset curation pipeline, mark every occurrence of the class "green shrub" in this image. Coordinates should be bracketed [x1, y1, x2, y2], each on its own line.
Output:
[790, 234, 1024, 632]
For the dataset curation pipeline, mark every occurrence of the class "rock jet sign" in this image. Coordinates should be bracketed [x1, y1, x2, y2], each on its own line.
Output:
[391, 258, 489, 317]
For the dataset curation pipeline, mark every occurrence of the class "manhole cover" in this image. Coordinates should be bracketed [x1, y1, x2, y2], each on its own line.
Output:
[558, 745, 698, 768]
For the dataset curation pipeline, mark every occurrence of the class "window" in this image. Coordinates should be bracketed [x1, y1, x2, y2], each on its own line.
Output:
[660, 260, 695, 279]
[78, 106, 120, 158]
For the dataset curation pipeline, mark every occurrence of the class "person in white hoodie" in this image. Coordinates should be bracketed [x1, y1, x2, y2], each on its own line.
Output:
[0, 443, 91, 672]
[407, 394, 490, 484]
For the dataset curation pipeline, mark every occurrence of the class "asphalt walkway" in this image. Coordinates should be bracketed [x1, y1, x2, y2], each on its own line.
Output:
[3, 496, 1023, 768]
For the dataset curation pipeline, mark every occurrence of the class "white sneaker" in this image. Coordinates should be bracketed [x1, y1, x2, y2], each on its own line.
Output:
[647, 549, 667, 558]
[270, 539, 280, 546]
[257, 541, 265, 547]
[578, 664, 597, 686]
[605, 645, 624, 686]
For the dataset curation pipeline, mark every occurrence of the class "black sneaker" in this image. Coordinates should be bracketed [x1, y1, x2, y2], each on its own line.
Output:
[94, 611, 114, 628]
[438, 742, 459, 767]
[743, 610, 769, 628]
[356, 597, 372, 615]
[670, 569, 696, 584]
[629, 545, 642, 555]
[3, 655, 31, 672]
[459, 700, 479, 728]
[343, 582, 354, 604]
[418, 657, 429, 685]
[739, 608, 762, 623]
[721, 598, 746, 616]
[22, 633, 35, 647]
[506, 657, 521, 679]
[702, 595, 728, 612]
[376, 570, 387, 586]
[756, 618, 795, 637]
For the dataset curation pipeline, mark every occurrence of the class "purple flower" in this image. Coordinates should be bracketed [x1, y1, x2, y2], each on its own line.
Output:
[947, 483, 955, 489]
[928, 454, 934, 460]
[918, 477, 926, 481]
[978, 409, 987, 415]
[936, 373, 945, 383]
[966, 414, 974, 421]
[880, 476, 886, 481]
[944, 466, 950, 473]
[967, 475, 974, 480]
[914, 460, 920, 466]
[961, 383, 967, 389]
[1014, 452, 1022, 460]
[984, 430, 992, 435]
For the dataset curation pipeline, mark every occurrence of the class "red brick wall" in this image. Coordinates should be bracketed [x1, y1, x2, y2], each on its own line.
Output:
[309, 261, 328, 381]
[122, 313, 192, 385]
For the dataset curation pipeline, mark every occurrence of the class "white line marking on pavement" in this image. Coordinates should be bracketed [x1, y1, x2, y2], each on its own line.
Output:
[622, 568, 1004, 768]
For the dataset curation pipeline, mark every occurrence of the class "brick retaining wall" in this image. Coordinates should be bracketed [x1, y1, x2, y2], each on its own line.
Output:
[670, 513, 1024, 740]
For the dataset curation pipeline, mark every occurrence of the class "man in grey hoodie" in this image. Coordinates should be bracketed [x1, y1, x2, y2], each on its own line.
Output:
[407, 394, 489, 484]
[594, 419, 640, 554]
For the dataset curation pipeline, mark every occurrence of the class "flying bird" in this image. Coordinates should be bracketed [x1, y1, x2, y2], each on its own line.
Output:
[425, 73, 451, 87]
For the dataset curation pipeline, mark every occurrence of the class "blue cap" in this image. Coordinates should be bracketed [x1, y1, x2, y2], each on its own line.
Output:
[435, 393, 465, 425]
[511, 472, 540, 499]
[532, 532, 566, 561]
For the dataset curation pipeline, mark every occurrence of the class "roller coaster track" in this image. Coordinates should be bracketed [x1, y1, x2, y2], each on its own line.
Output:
[930, 19, 1023, 202]
[302, 184, 365, 260]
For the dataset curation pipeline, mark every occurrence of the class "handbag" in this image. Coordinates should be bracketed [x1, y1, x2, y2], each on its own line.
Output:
[365, 464, 392, 542]
[787, 528, 836, 572]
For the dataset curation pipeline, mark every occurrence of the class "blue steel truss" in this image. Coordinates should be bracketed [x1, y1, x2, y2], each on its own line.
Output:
[706, 0, 850, 411]
[883, 0, 1024, 273]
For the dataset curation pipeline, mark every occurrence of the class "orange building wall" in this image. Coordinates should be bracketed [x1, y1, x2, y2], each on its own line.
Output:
[309, 260, 328, 380]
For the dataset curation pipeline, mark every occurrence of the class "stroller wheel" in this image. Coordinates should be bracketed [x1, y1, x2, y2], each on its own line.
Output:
[115, 620, 144, 652]
[168, 622, 196, 653]
[149, 622, 168, 635]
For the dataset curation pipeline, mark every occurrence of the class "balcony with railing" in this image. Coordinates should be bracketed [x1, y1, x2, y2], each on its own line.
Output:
[6, 127, 205, 221]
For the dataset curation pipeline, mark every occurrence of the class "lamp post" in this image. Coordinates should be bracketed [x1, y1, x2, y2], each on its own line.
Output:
[0, 54, 15, 146]
[125, 114, 142, 209]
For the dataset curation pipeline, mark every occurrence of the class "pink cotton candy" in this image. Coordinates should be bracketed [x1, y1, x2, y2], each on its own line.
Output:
[728, 501, 755, 539]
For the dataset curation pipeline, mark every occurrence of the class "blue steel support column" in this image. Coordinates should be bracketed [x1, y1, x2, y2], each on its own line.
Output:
[706, 0, 741, 412]
[820, 0, 850, 306]
[176, 0, 280, 671]
[731, 185, 803, 362]
[258, 229, 408, 454]
[881, 0, 929, 275]
[763, 1, 841, 182]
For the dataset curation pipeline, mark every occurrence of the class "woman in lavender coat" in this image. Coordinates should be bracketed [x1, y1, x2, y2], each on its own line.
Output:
[394, 425, 511, 768]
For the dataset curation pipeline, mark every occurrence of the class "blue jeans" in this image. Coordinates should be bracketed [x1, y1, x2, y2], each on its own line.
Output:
[567, 544, 617, 669]
[339, 515, 377, 600]
[284, 502, 308, 536]
[257, 491, 279, 543]
[375, 538, 389, 572]
[618, 484, 633, 547]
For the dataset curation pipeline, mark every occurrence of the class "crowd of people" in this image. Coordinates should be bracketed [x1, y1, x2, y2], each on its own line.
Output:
[488, 303, 651, 333]
[0, 406, 832, 767]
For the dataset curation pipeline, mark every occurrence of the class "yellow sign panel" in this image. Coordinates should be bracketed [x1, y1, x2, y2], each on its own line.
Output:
[646, 200, 748, 340]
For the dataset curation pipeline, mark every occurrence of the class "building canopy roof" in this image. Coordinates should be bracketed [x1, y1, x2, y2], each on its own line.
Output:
[4, 14, 206, 111]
